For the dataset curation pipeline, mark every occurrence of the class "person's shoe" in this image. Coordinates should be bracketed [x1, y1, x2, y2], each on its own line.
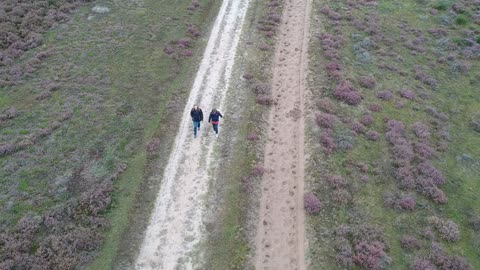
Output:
[215, 134, 218, 138]
[194, 134, 197, 138]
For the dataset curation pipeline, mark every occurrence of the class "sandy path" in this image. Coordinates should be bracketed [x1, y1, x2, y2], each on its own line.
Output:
[135, 0, 250, 269]
[254, 0, 311, 268]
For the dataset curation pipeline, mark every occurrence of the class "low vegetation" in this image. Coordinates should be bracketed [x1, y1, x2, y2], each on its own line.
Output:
[306, 0, 479, 269]
[0, 0, 221, 268]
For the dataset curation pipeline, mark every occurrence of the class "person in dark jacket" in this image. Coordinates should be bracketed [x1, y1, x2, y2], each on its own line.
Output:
[208, 108, 223, 138]
[190, 105, 203, 138]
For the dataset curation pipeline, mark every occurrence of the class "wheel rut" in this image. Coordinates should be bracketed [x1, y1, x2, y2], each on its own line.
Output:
[254, 0, 311, 268]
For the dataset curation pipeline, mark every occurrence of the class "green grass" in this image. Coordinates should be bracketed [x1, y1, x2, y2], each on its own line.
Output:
[307, 0, 480, 269]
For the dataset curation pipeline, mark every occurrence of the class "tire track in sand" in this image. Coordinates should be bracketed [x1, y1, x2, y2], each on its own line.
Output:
[135, 0, 250, 269]
[254, 0, 311, 268]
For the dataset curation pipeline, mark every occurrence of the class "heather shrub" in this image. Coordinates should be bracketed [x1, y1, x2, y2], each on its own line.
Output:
[246, 133, 259, 141]
[360, 114, 374, 126]
[320, 129, 337, 154]
[252, 164, 266, 177]
[0, 107, 18, 120]
[259, 44, 271, 51]
[400, 235, 420, 250]
[368, 104, 382, 112]
[326, 61, 342, 80]
[414, 142, 435, 159]
[0, 143, 16, 157]
[392, 144, 414, 166]
[409, 258, 436, 270]
[412, 122, 430, 138]
[78, 182, 113, 216]
[304, 192, 322, 214]
[335, 237, 353, 268]
[351, 122, 366, 134]
[429, 217, 460, 242]
[395, 100, 404, 108]
[469, 118, 480, 132]
[252, 82, 271, 95]
[417, 161, 445, 185]
[366, 130, 380, 141]
[425, 107, 448, 121]
[333, 80, 362, 105]
[358, 76, 376, 89]
[398, 195, 416, 210]
[316, 97, 337, 114]
[332, 189, 352, 205]
[315, 112, 336, 128]
[256, 94, 273, 105]
[400, 89, 415, 100]
[471, 216, 480, 231]
[440, 256, 473, 270]
[353, 241, 390, 270]
[327, 175, 347, 189]
[146, 138, 161, 155]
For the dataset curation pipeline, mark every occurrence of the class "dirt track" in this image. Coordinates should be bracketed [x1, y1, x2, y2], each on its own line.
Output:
[254, 0, 311, 268]
[134, 0, 250, 268]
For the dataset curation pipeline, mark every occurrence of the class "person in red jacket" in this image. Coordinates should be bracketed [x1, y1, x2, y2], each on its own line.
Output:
[190, 105, 203, 138]
[208, 109, 223, 138]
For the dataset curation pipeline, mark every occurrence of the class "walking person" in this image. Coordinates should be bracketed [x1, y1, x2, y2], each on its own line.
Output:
[208, 108, 223, 138]
[190, 105, 203, 138]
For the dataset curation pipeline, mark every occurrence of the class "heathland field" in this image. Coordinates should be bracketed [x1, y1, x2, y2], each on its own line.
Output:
[305, 0, 479, 269]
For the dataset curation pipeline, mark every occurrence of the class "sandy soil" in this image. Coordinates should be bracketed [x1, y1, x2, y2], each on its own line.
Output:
[134, 0, 250, 269]
[254, 0, 311, 268]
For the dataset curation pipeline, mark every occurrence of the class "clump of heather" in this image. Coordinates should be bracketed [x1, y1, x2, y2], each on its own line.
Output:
[409, 258, 436, 270]
[317, 97, 337, 114]
[360, 114, 374, 126]
[366, 130, 380, 141]
[398, 195, 416, 210]
[327, 175, 347, 189]
[358, 76, 376, 89]
[333, 189, 352, 205]
[417, 161, 445, 186]
[414, 142, 435, 159]
[304, 192, 322, 214]
[252, 163, 266, 177]
[412, 122, 430, 139]
[315, 112, 336, 128]
[377, 90, 393, 101]
[333, 80, 362, 105]
[400, 89, 415, 100]
[369, 104, 382, 112]
[326, 61, 342, 81]
[429, 216, 460, 242]
[351, 122, 366, 135]
[400, 235, 420, 250]
[353, 241, 390, 270]
[320, 129, 337, 154]
[247, 133, 259, 141]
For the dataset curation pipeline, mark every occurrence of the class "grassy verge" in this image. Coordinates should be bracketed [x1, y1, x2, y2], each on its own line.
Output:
[200, 0, 284, 269]
[0, 0, 222, 268]
[306, 0, 479, 269]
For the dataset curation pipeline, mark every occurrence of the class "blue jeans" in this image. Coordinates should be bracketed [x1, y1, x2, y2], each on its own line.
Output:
[212, 124, 219, 134]
[193, 121, 200, 137]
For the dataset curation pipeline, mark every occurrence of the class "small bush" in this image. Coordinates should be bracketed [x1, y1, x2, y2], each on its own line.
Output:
[246, 133, 259, 141]
[304, 192, 322, 214]
[315, 112, 336, 128]
[471, 216, 480, 231]
[410, 258, 436, 270]
[252, 164, 266, 177]
[369, 104, 382, 112]
[417, 161, 445, 185]
[353, 241, 389, 270]
[398, 195, 416, 210]
[333, 81, 362, 105]
[332, 189, 352, 205]
[360, 114, 374, 126]
[414, 142, 435, 159]
[366, 130, 380, 141]
[317, 98, 337, 114]
[358, 76, 376, 89]
[400, 235, 420, 250]
[440, 256, 473, 270]
[400, 89, 415, 100]
[429, 216, 460, 242]
[351, 122, 366, 134]
[377, 91, 393, 101]
[327, 175, 347, 189]
[256, 94, 273, 105]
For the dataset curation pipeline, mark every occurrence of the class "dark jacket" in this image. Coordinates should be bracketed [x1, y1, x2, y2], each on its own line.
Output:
[208, 111, 223, 123]
[191, 108, 203, 122]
